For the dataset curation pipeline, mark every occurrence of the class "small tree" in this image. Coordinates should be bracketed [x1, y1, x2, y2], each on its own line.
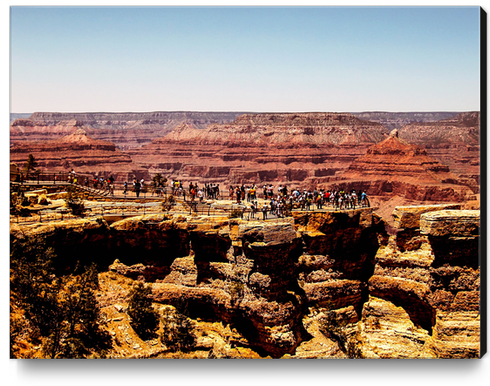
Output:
[228, 281, 245, 308]
[127, 282, 159, 340]
[41, 263, 110, 359]
[22, 154, 38, 179]
[153, 173, 167, 187]
[160, 307, 196, 352]
[161, 194, 175, 211]
[65, 185, 85, 216]
[318, 309, 363, 359]
[10, 238, 111, 358]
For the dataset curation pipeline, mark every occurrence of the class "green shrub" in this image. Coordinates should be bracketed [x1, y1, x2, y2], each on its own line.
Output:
[10, 238, 111, 358]
[127, 282, 159, 341]
[160, 307, 196, 352]
[318, 310, 363, 359]
[228, 281, 245, 307]
[161, 195, 175, 211]
[229, 208, 243, 219]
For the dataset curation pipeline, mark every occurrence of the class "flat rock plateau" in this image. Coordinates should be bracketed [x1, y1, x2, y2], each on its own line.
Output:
[9, 110, 481, 359]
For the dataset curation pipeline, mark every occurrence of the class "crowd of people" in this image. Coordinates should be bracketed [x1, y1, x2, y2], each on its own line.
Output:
[228, 184, 369, 209]
[92, 175, 116, 195]
[227, 184, 369, 219]
[67, 170, 370, 217]
[163, 180, 222, 202]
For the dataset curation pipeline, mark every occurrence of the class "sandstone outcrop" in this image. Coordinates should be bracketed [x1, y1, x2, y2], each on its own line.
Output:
[366, 205, 480, 358]
[10, 208, 384, 357]
[10, 128, 138, 181]
[129, 113, 388, 188]
[9, 203, 480, 358]
[398, 112, 480, 192]
[12, 111, 246, 149]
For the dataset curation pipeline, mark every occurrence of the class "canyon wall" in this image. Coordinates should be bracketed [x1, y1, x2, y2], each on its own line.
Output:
[129, 112, 389, 188]
[10, 111, 480, 219]
[398, 112, 480, 191]
[10, 127, 138, 181]
[352, 111, 462, 131]
[10, 205, 480, 358]
[11, 111, 248, 149]
[326, 129, 475, 204]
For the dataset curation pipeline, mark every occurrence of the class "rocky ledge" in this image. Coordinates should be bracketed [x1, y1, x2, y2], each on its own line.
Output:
[367, 205, 480, 358]
[10, 205, 480, 358]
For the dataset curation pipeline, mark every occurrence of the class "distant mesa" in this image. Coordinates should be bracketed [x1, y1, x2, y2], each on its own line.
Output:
[11, 111, 249, 149]
[398, 112, 479, 146]
[128, 112, 389, 188]
[341, 131, 457, 183]
[327, 130, 475, 210]
[56, 128, 110, 146]
[8, 110, 480, 220]
[398, 111, 480, 192]
[10, 127, 136, 180]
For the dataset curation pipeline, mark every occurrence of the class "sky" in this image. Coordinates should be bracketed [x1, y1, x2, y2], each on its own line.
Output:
[9, 5, 481, 113]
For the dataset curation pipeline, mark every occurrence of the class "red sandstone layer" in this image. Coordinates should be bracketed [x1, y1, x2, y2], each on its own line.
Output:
[10, 127, 137, 180]
[129, 113, 389, 187]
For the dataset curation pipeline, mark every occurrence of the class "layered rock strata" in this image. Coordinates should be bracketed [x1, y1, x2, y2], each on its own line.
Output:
[11, 111, 246, 149]
[365, 205, 480, 358]
[10, 119, 86, 143]
[10, 208, 385, 357]
[398, 112, 480, 192]
[10, 128, 137, 181]
[352, 111, 463, 131]
[10, 203, 480, 358]
[327, 129, 474, 202]
[129, 113, 388, 187]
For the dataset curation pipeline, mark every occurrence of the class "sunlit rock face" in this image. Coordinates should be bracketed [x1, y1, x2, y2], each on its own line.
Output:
[10, 203, 480, 358]
[9, 128, 138, 181]
[398, 112, 480, 193]
[129, 112, 388, 188]
[367, 206, 480, 358]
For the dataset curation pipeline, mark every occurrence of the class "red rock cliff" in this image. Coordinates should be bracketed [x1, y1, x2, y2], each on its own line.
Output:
[129, 113, 388, 188]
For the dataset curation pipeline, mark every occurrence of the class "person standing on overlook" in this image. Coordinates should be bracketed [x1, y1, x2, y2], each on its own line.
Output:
[134, 180, 141, 198]
[262, 203, 268, 220]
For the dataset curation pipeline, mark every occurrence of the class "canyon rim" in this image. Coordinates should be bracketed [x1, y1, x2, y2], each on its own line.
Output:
[9, 110, 483, 359]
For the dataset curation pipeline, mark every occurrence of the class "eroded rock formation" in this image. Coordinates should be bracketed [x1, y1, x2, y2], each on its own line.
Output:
[398, 112, 480, 192]
[9, 204, 480, 358]
[129, 113, 388, 187]
[11, 111, 246, 149]
[328, 128, 475, 201]
[366, 205, 480, 358]
[10, 127, 137, 181]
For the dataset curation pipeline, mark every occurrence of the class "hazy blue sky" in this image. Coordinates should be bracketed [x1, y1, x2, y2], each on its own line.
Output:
[10, 6, 481, 113]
